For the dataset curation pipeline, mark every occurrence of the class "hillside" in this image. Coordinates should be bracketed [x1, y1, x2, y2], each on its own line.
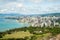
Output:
[0, 13, 60, 17]
[28, 13, 60, 17]
[3, 31, 33, 39]
[0, 27, 60, 40]
[44, 13, 60, 16]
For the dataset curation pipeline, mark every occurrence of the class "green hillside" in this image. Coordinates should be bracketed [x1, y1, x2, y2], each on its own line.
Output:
[0, 26, 60, 40]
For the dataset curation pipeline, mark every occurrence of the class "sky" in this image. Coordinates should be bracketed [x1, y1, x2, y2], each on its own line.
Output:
[0, 0, 60, 15]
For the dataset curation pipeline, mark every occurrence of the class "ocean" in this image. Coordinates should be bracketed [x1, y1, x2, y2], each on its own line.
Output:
[0, 18, 29, 32]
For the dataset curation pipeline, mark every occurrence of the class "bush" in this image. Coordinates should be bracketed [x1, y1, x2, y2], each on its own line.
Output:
[0, 35, 3, 38]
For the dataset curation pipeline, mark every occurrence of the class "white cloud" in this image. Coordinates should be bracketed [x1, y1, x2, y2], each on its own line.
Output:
[29, 0, 43, 3]
[48, 0, 60, 2]
[0, 9, 8, 13]
[0, 0, 60, 14]
[0, 2, 24, 13]
[16, 3, 24, 8]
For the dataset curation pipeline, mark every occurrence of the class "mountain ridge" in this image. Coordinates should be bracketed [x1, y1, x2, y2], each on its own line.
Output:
[0, 13, 60, 16]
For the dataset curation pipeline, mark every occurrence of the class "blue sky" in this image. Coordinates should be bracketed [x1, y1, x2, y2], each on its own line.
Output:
[0, 0, 60, 14]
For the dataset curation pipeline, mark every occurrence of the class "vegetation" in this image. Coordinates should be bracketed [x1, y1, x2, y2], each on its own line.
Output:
[3, 31, 33, 38]
[0, 26, 60, 40]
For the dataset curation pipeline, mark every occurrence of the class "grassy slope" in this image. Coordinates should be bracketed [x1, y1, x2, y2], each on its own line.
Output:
[0, 26, 60, 40]
[3, 31, 33, 39]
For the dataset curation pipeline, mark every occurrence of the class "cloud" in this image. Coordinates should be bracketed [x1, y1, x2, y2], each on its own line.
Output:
[16, 3, 24, 8]
[0, 2, 24, 13]
[48, 0, 60, 2]
[0, 0, 60, 14]
[0, 9, 8, 13]
[29, 0, 43, 3]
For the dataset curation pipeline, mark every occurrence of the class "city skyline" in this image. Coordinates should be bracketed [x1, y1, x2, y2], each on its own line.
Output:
[0, 0, 60, 15]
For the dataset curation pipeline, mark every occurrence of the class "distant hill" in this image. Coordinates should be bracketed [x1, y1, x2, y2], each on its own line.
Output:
[42, 13, 60, 16]
[29, 13, 60, 17]
[0, 13, 60, 17]
[0, 13, 24, 17]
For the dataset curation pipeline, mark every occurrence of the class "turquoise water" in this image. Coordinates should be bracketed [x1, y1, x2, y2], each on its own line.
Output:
[0, 18, 29, 32]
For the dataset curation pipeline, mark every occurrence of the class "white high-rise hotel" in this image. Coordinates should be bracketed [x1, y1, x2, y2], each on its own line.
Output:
[17, 16, 60, 27]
